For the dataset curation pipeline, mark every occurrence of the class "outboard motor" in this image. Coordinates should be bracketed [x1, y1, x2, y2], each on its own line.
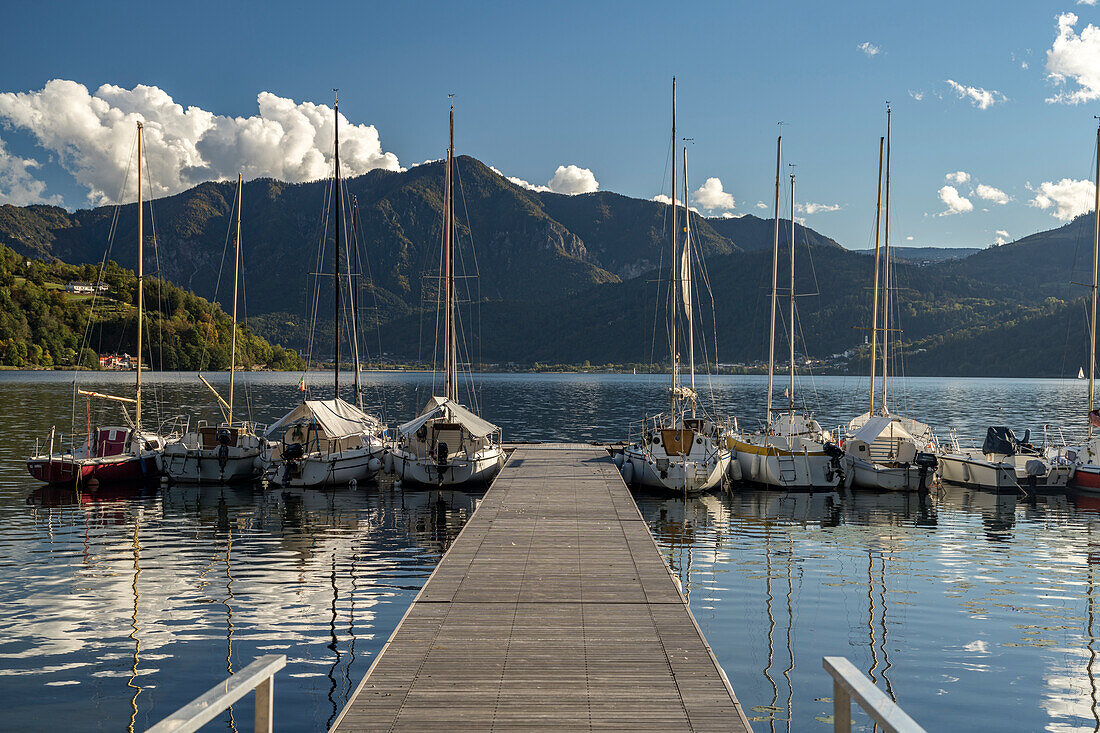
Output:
[279, 441, 305, 482]
[823, 442, 845, 483]
[914, 451, 938, 493]
[436, 442, 449, 467]
[216, 428, 233, 470]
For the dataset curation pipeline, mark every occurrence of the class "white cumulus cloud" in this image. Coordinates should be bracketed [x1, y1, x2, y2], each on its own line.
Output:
[946, 79, 1006, 109]
[975, 184, 1010, 204]
[1030, 178, 1095, 220]
[795, 202, 842, 214]
[692, 177, 735, 211]
[755, 201, 769, 210]
[994, 229, 1011, 245]
[858, 42, 881, 57]
[1046, 13, 1100, 103]
[908, 90, 925, 101]
[0, 137, 62, 206]
[505, 164, 598, 195]
[547, 164, 598, 194]
[945, 171, 970, 185]
[0, 79, 402, 205]
[937, 185, 974, 215]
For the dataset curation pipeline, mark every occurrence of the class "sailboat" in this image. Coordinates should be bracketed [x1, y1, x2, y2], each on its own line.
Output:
[842, 110, 939, 492]
[163, 174, 265, 483]
[387, 103, 505, 486]
[26, 122, 167, 486]
[263, 96, 386, 488]
[1065, 121, 1100, 493]
[725, 135, 843, 489]
[620, 78, 731, 494]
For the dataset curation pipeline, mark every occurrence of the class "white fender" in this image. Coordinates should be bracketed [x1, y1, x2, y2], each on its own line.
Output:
[613, 451, 625, 468]
[962, 461, 971, 484]
[751, 452, 761, 481]
[621, 461, 634, 485]
[368, 457, 382, 474]
[383, 452, 394, 474]
[727, 458, 742, 482]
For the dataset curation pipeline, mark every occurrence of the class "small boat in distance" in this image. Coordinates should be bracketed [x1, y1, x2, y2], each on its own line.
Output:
[1081, 367, 1087, 379]
[163, 174, 265, 483]
[388, 103, 505, 486]
[621, 78, 730, 494]
[26, 122, 166, 486]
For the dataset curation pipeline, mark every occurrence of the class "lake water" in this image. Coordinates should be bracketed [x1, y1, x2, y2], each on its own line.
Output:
[1, 371, 1098, 731]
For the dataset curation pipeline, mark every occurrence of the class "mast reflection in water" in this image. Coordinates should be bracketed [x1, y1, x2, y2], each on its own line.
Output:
[635, 486, 1100, 732]
[8, 480, 479, 731]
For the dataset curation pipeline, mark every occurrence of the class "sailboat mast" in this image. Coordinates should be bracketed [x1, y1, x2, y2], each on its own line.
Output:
[881, 105, 892, 412]
[683, 147, 695, 416]
[869, 137, 884, 415]
[1091, 119, 1099, 439]
[229, 173, 241, 425]
[333, 96, 342, 400]
[766, 135, 781, 427]
[351, 196, 363, 410]
[669, 77, 679, 416]
[444, 104, 457, 402]
[789, 172, 796, 413]
[135, 122, 143, 431]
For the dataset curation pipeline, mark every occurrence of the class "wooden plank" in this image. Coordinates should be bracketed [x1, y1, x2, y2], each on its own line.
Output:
[333, 447, 751, 732]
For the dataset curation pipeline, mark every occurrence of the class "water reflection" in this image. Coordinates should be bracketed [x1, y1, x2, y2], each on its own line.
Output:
[636, 486, 1100, 732]
[2, 474, 481, 731]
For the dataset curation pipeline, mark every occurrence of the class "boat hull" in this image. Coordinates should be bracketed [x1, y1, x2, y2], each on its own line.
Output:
[938, 452, 1071, 492]
[844, 455, 934, 492]
[162, 446, 262, 484]
[269, 444, 383, 488]
[26, 454, 161, 487]
[729, 440, 841, 490]
[623, 446, 729, 494]
[390, 446, 504, 487]
[1072, 464, 1100, 493]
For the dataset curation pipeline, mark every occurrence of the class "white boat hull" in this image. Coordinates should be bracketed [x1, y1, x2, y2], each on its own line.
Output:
[843, 455, 932, 492]
[390, 446, 504, 487]
[730, 441, 841, 490]
[623, 446, 729, 494]
[163, 446, 261, 484]
[269, 443, 384, 488]
[938, 451, 1071, 491]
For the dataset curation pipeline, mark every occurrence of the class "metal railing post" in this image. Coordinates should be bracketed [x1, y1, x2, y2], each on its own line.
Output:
[833, 676, 852, 733]
[254, 674, 274, 733]
[147, 654, 286, 733]
[823, 656, 925, 733]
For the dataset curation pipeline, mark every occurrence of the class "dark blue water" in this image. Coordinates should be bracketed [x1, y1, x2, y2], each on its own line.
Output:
[1, 371, 1097, 731]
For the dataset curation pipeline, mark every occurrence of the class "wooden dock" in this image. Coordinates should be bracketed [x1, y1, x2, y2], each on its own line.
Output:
[333, 445, 751, 732]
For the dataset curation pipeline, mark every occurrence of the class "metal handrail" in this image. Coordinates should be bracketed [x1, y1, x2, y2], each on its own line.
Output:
[147, 654, 286, 733]
[822, 656, 925, 733]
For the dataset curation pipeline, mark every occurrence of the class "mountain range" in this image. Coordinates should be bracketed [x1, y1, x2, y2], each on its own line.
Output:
[0, 155, 1095, 377]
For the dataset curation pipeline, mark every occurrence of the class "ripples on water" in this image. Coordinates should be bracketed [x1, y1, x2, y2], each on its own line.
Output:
[1, 371, 1099, 730]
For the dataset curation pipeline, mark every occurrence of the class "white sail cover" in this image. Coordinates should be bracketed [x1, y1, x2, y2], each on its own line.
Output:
[397, 396, 499, 439]
[266, 398, 381, 439]
[849, 412, 932, 443]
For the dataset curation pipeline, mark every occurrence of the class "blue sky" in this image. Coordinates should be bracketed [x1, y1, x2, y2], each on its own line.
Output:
[2, 0, 1100, 250]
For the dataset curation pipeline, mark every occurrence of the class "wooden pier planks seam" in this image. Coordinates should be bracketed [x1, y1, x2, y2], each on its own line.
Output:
[333, 445, 751, 732]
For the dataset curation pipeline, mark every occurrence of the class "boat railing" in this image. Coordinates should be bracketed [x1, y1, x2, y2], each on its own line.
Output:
[822, 656, 925, 733]
[146, 654, 286, 733]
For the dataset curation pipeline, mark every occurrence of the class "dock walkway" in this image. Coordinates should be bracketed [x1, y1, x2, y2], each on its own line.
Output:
[333, 445, 751, 732]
